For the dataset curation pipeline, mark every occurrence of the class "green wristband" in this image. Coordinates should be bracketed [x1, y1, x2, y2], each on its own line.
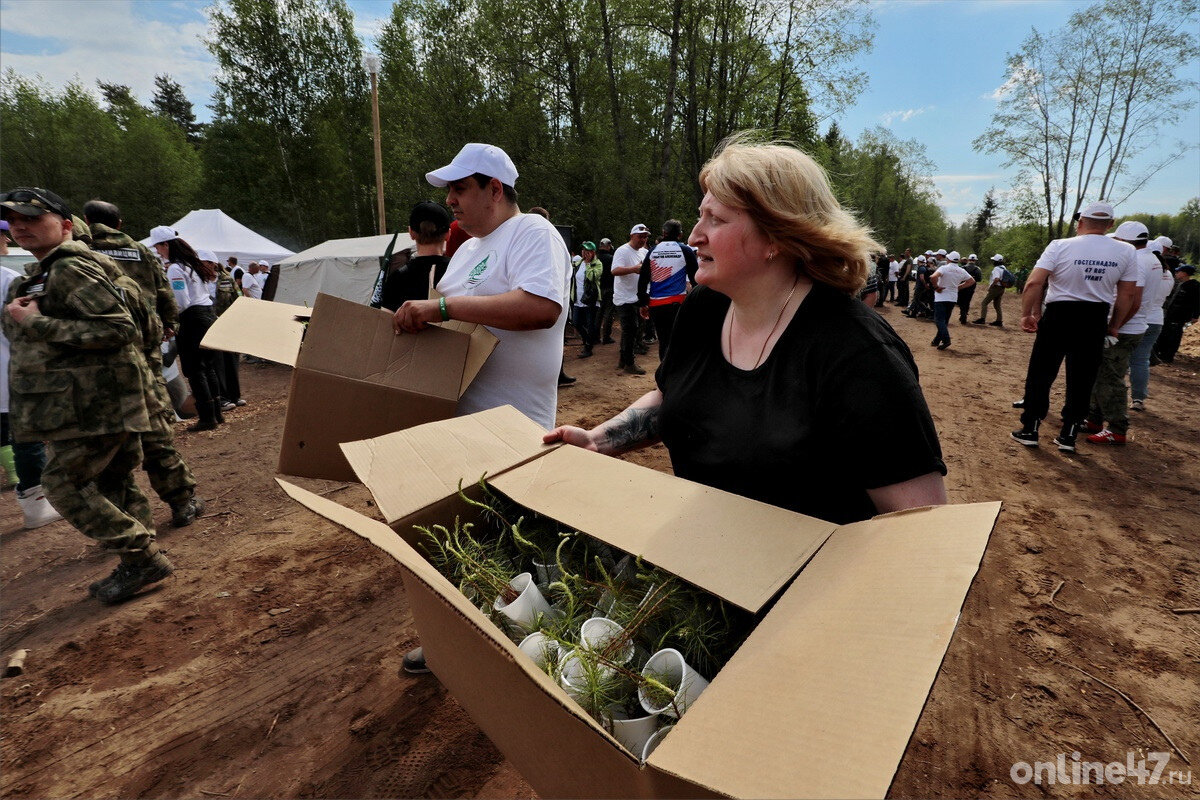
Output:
[439, 296, 450, 321]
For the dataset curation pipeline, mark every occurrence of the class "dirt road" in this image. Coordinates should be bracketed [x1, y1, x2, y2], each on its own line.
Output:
[2, 292, 1197, 798]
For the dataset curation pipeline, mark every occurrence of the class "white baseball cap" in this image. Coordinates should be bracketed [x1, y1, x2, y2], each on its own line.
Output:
[968, 253, 977, 260]
[1153, 235, 1173, 249]
[195, 248, 218, 263]
[1148, 239, 1164, 254]
[936, 248, 947, 256]
[630, 223, 651, 235]
[946, 250, 961, 262]
[1079, 201, 1115, 220]
[147, 225, 177, 246]
[1114, 220, 1150, 241]
[426, 143, 519, 188]
[991, 254, 1004, 262]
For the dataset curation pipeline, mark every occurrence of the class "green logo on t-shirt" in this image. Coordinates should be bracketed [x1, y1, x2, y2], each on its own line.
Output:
[467, 254, 490, 286]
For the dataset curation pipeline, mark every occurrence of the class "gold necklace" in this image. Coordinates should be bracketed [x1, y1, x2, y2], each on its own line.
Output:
[727, 278, 800, 369]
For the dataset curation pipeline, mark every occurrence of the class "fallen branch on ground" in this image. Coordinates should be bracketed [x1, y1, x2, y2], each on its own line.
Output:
[1057, 659, 1190, 765]
[1047, 580, 1081, 616]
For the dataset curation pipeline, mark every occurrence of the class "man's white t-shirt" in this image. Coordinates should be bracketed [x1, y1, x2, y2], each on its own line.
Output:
[1143, 260, 1174, 326]
[888, 260, 900, 281]
[1117, 248, 1161, 335]
[1036, 234, 1139, 304]
[436, 213, 570, 430]
[0, 266, 22, 414]
[612, 243, 647, 306]
[242, 271, 264, 300]
[931, 264, 972, 302]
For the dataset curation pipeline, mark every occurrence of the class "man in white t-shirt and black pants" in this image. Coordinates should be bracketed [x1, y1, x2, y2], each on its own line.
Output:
[1012, 201, 1140, 451]
[930, 251, 975, 350]
[1084, 221, 1152, 445]
[612, 224, 651, 374]
[391, 142, 571, 676]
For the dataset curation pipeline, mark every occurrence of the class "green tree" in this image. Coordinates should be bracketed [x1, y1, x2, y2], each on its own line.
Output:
[151, 74, 203, 144]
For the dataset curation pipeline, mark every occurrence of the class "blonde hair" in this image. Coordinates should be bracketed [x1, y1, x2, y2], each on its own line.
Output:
[698, 133, 881, 294]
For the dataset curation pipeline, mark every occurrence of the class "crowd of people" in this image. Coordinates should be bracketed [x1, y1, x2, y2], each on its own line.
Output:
[2, 137, 1196, 623]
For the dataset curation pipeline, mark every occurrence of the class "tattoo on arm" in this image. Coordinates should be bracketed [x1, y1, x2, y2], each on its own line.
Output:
[601, 405, 661, 454]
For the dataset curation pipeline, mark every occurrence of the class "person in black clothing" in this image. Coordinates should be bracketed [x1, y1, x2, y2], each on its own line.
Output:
[1156, 264, 1199, 363]
[597, 238, 616, 344]
[958, 255, 982, 323]
[545, 136, 947, 523]
[379, 201, 452, 312]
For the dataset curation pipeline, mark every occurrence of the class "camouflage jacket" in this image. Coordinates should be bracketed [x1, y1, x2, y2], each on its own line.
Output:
[1, 239, 152, 441]
[89, 223, 180, 335]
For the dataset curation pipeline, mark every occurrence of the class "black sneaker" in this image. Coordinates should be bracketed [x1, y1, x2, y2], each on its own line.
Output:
[171, 496, 206, 528]
[989, 321, 1003, 327]
[88, 563, 123, 597]
[1012, 399, 1025, 409]
[558, 374, 576, 386]
[623, 364, 646, 375]
[95, 551, 174, 605]
[1053, 423, 1079, 452]
[1011, 421, 1040, 447]
[402, 646, 431, 675]
[937, 341, 950, 350]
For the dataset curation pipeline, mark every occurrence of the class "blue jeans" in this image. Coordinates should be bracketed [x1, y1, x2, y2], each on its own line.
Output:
[933, 302, 955, 345]
[1129, 323, 1162, 401]
[1, 412, 47, 492]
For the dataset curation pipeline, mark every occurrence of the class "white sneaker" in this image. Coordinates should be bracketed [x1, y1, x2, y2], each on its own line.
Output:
[17, 485, 64, 529]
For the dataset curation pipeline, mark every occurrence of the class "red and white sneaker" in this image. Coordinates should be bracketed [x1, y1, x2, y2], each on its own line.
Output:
[1086, 429, 1127, 445]
[1083, 421, 1105, 434]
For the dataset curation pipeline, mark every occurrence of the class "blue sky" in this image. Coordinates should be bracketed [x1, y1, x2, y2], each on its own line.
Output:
[2, 0, 1197, 223]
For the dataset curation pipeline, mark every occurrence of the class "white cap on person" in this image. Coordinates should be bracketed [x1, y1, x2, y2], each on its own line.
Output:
[936, 248, 947, 256]
[630, 223, 651, 236]
[148, 225, 177, 246]
[196, 248, 218, 262]
[1148, 239, 1164, 254]
[991, 254, 1004, 262]
[426, 143, 519, 187]
[1079, 200, 1115, 220]
[968, 253, 978, 260]
[1114, 221, 1150, 242]
[946, 250, 961, 262]
[1153, 235, 1173, 249]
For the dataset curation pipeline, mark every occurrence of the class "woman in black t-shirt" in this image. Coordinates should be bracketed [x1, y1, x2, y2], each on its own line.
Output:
[545, 136, 947, 523]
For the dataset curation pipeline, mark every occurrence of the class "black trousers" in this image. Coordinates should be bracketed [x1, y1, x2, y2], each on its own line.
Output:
[1155, 321, 1185, 363]
[957, 287, 976, 321]
[617, 303, 641, 367]
[1020, 301, 1109, 428]
[177, 306, 222, 416]
[897, 278, 910, 306]
[648, 302, 682, 360]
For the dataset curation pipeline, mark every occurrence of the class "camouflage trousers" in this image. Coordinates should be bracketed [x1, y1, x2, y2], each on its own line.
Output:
[143, 409, 196, 508]
[43, 433, 154, 554]
[1087, 332, 1143, 435]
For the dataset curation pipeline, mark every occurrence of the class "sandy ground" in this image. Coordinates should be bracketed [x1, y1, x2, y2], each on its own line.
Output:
[2, 291, 1198, 799]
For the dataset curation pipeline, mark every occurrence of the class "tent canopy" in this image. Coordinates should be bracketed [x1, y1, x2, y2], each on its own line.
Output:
[140, 209, 295, 267]
[273, 232, 414, 308]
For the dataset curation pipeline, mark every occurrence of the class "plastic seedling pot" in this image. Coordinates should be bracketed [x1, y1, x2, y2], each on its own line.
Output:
[579, 617, 634, 666]
[606, 709, 660, 758]
[641, 723, 674, 762]
[532, 559, 561, 587]
[638, 648, 709, 718]
[517, 631, 558, 673]
[493, 572, 552, 633]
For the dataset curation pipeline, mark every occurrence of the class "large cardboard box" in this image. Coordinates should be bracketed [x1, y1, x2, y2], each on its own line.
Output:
[280, 406, 1000, 798]
[202, 294, 496, 481]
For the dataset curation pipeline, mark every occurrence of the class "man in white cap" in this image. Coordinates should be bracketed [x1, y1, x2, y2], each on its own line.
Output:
[973, 254, 1010, 326]
[1082, 220, 1152, 444]
[611, 223, 652, 374]
[391, 144, 571, 675]
[929, 251, 974, 349]
[1012, 201, 1139, 452]
[958, 254, 982, 323]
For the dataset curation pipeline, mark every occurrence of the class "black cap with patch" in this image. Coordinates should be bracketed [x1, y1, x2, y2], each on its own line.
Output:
[0, 187, 71, 220]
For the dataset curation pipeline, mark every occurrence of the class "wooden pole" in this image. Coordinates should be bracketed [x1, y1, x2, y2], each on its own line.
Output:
[370, 71, 386, 235]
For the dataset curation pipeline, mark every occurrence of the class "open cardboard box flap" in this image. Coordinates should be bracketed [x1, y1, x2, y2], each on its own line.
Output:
[339, 405, 556, 526]
[200, 295, 309, 365]
[644, 501, 1000, 799]
[489, 445, 836, 612]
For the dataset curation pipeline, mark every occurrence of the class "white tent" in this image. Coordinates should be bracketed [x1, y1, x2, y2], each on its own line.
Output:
[140, 209, 295, 267]
[273, 232, 413, 308]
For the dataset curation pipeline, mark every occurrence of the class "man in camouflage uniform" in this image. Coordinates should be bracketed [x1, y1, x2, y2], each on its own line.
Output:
[1, 187, 173, 604]
[84, 200, 204, 527]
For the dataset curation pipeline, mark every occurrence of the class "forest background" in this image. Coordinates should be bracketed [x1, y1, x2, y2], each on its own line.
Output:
[2, 0, 1198, 269]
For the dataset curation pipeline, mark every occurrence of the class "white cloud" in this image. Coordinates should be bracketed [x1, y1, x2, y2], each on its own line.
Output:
[0, 0, 213, 111]
[932, 173, 1003, 184]
[880, 105, 934, 126]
